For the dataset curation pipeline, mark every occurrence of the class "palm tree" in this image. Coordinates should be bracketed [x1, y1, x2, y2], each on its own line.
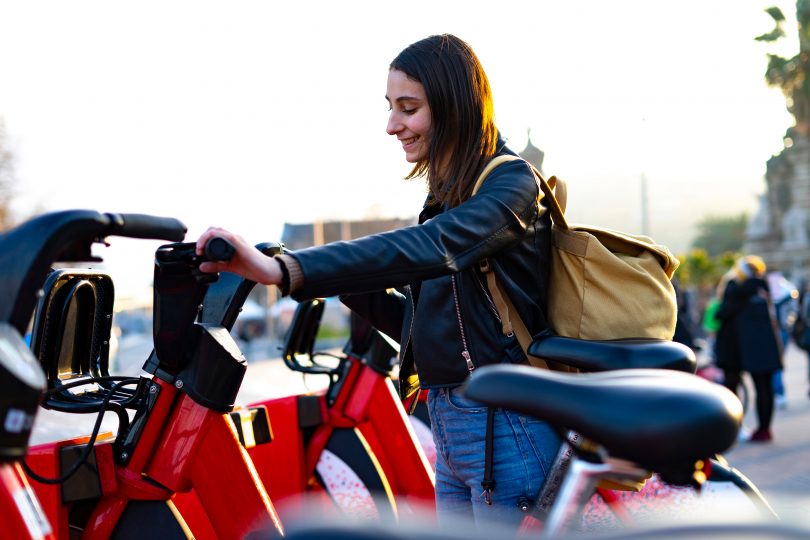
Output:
[756, 1, 810, 135]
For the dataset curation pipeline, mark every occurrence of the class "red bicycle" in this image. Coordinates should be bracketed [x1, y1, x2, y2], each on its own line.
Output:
[14, 211, 283, 539]
[0, 209, 193, 540]
[15, 211, 431, 539]
[168, 263, 435, 525]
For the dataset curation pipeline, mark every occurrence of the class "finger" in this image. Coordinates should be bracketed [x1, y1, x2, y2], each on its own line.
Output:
[196, 227, 221, 254]
[199, 260, 225, 273]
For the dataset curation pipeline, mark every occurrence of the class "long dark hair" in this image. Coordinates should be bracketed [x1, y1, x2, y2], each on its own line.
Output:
[390, 34, 498, 207]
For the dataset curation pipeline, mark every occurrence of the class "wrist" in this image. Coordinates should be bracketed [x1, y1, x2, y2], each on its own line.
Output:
[274, 254, 303, 296]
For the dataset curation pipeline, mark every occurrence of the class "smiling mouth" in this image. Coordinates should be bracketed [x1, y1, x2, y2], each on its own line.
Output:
[401, 136, 419, 146]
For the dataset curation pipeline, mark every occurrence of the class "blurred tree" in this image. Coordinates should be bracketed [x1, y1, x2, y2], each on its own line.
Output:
[676, 248, 737, 288]
[756, 1, 810, 135]
[691, 213, 748, 256]
[676, 249, 714, 288]
[675, 248, 738, 332]
[0, 118, 15, 230]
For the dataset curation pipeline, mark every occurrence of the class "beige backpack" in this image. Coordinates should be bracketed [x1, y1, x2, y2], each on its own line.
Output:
[472, 155, 679, 371]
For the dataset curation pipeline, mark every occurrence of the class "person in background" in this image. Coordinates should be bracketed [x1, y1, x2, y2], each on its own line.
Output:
[792, 279, 810, 398]
[672, 278, 696, 350]
[715, 255, 782, 442]
[766, 271, 798, 409]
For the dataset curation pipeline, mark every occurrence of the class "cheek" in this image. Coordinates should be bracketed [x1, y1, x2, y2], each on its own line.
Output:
[412, 113, 432, 138]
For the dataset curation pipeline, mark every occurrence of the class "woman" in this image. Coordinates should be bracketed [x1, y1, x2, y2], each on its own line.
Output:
[715, 255, 783, 442]
[196, 34, 561, 528]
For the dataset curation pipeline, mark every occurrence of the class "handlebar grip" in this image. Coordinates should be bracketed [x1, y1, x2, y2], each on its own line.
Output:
[105, 213, 187, 241]
[205, 237, 236, 262]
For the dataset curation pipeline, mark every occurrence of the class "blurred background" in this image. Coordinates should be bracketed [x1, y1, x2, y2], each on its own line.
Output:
[0, 0, 807, 362]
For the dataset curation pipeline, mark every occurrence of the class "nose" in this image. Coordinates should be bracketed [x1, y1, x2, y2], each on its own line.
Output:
[386, 112, 401, 136]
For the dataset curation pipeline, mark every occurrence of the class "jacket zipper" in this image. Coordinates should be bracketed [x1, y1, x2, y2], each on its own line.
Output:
[405, 288, 416, 358]
[451, 274, 475, 372]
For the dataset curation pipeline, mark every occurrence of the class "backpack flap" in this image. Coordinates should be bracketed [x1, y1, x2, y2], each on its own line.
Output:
[549, 224, 679, 341]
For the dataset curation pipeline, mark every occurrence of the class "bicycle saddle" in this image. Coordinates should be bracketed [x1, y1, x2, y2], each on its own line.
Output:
[461, 365, 742, 470]
[528, 335, 696, 373]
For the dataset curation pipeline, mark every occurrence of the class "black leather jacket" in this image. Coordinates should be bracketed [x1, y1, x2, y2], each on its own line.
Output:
[289, 143, 552, 401]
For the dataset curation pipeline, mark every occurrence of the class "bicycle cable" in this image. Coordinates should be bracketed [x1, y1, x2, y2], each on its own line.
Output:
[22, 377, 139, 485]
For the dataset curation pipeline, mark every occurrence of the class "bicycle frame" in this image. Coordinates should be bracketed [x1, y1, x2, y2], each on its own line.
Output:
[19, 234, 284, 539]
[171, 275, 436, 525]
[30, 377, 281, 539]
[239, 349, 435, 521]
[0, 210, 190, 540]
[0, 462, 53, 540]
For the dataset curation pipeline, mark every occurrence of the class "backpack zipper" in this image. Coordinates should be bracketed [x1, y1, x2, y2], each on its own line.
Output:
[451, 274, 475, 372]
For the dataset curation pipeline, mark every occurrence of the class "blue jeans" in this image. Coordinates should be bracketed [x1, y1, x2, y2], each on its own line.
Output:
[427, 386, 561, 530]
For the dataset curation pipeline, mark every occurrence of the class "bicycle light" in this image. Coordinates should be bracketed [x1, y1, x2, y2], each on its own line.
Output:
[0, 323, 46, 461]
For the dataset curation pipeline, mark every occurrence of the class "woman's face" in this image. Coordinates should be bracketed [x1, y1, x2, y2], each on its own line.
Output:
[386, 69, 432, 163]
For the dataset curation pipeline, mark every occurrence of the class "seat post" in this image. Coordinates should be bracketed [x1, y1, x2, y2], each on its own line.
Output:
[542, 456, 649, 538]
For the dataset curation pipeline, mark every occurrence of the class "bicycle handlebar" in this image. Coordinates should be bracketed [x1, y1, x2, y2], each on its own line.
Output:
[105, 212, 188, 241]
[0, 209, 187, 335]
[203, 237, 236, 262]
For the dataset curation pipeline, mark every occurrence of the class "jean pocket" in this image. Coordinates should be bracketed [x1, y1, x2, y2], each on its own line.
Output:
[445, 386, 489, 413]
[518, 415, 563, 473]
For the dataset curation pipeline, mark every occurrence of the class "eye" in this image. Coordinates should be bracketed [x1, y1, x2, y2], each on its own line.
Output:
[402, 108, 416, 115]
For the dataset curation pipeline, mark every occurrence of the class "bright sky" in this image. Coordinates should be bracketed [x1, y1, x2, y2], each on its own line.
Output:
[0, 0, 799, 301]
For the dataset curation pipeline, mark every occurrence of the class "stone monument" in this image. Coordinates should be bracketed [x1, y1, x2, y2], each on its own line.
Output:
[744, 2, 810, 281]
[744, 132, 810, 281]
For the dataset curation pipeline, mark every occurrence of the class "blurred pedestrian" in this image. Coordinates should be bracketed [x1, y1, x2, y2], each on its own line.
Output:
[714, 255, 782, 442]
[672, 278, 696, 350]
[766, 271, 798, 409]
[792, 279, 810, 398]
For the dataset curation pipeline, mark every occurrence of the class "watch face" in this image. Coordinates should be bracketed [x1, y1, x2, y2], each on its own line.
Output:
[0, 323, 46, 391]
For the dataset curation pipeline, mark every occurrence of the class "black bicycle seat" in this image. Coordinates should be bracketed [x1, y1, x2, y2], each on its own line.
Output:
[461, 365, 741, 470]
[528, 335, 696, 373]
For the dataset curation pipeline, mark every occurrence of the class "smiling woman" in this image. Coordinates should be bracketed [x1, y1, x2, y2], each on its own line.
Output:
[193, 32, 563, 532]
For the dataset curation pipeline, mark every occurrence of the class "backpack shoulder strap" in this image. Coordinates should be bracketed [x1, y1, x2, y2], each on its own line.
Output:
[472, 155, 520, 196]
[472, 155, 569, 228]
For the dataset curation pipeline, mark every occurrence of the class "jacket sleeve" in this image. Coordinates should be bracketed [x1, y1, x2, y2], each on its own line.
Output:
[288, 159, 539, 300]
[339, 288, 406, 344]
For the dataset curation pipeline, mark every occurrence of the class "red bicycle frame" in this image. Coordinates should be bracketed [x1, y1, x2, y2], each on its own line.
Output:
[171, 297, 436, 528]
[20, 239, 285, 539]
[26, 377, 283, 539]
[0, 462, 55, 540]
[238, 352, 435, 521]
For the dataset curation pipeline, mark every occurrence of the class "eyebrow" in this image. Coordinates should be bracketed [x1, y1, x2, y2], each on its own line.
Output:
[385, 95, 422, 103]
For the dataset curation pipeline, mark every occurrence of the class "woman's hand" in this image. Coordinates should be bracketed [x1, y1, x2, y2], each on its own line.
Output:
[195, 226, 283, 286]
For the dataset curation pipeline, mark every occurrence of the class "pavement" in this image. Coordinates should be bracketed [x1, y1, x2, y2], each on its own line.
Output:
[28, 333, 810, 523]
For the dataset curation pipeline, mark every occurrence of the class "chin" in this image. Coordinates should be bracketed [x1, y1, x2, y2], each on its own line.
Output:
[405, 150, 426, 163]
